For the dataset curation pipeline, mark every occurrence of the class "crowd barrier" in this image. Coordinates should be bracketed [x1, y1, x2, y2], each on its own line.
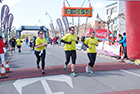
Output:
[96, 41, 122, 57]
[75, 41, 122, 57]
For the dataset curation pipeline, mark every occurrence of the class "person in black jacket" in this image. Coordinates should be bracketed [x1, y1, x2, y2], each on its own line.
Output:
[9, 36, 16, 52]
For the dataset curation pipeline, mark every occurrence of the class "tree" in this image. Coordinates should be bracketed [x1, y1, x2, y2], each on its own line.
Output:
[97, 8, 125, 41]
[10, 27, 16, 37]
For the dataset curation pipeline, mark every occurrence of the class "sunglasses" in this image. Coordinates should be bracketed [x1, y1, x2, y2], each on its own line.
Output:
[39, 33, 43, 34]
[71, 29, 75, 31]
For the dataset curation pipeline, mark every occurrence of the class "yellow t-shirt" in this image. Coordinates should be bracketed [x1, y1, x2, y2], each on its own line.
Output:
[35, 37, 47, 51]
[16, 39, 23, 45]
[62, 33, 77, 51]
[84, 37, 98, 53]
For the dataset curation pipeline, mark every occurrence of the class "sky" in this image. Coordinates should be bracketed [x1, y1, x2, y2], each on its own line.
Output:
[0, 0, 115, 30]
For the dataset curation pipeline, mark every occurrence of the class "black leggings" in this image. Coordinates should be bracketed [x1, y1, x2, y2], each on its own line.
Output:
[35, 50, 46, 70]
[65, 50, 76, 65]
[87, 53, 97, 67]
[123, 47, 128, 59]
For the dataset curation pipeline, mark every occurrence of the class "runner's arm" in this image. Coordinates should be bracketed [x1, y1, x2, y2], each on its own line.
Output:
[60, 39, 71, 44]
[36, 43, 46, 48]
[84, 43, 89, 48]
[76, 40, 78, 44]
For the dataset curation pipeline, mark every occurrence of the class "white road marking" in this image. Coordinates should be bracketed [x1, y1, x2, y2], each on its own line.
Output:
[47, 51, 52, 55]
[41, 79, 63, 94]
[120, 69, 140, 77]
[13, 74, 73, 94]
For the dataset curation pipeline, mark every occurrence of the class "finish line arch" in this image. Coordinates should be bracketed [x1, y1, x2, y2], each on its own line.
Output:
[16, 25, 49, 40]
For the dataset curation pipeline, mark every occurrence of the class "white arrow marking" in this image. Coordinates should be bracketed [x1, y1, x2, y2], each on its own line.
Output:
[13, 74, 73, 94]
[41, 79, 63, 94]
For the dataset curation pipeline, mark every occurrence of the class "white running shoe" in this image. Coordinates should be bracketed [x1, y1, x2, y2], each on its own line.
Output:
[86, 66, 90, 73]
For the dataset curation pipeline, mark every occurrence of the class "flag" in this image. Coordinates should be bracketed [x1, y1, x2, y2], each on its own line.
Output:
[1, 5, 10, 33]
[7, 13, 14, 35]
[50, 23, 56, 37]
[56, 18, 64, 36]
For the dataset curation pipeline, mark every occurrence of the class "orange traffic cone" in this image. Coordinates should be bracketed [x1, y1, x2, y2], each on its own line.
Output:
[0, 64, 8, 79]
[5, 61, 12, 73]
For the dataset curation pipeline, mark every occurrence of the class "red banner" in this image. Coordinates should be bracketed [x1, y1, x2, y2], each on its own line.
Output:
[96, 29, 111, 39]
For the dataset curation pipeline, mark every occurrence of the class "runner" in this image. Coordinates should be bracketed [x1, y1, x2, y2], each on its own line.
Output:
[35, 30, 47, 74]
[9, 36, 16, 53]
[25, 37, 29, 47]
[29, 39, 33, 51]
[0, 36, 6, 67]
[32, 36, 36, 51]
[84, 31, 98, 73]
[61, 26, 78, 77]
[16, 36, 23, 54]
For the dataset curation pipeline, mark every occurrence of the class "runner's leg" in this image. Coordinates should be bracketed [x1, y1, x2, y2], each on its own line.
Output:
[41, 50, 46, 70]
[35, 51, 41, 67]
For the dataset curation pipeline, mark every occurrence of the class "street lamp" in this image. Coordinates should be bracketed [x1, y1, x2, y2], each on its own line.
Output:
[64, 0, 74, 25]
[45, 11, 53, 24]
[38, 20, 43, 25]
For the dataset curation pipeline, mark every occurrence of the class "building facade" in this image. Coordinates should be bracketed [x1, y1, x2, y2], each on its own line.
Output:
[105, 1, 125, 36]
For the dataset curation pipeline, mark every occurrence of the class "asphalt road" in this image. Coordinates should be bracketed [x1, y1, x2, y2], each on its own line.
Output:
[9, 43, 119, 69]
[0, 43, 140, 94]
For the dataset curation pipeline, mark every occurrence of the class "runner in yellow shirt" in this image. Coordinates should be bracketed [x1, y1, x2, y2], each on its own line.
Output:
[61, 26, 78, 77]
[35, 30, 47, 74]
[16, 36, 23, 53]
[84, 32, 98, 73]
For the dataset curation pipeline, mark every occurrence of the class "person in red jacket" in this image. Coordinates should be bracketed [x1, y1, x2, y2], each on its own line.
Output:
[0, 36, 6, 67]
[52, 37, 56, 46]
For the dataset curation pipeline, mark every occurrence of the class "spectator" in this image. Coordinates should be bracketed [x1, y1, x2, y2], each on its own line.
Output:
[116, 34, 123, 59]
[49, 37, 52, 45]
[25, 37, 29, 47]
[5, 38, 8, 49]
[0, 36, 6, 67]
[119, 32, 128, 60]
[116, 34, 123, 42]
[81, 35, 85, 42]
[81, 35, 86, 50]
[52, 37, 56, 46]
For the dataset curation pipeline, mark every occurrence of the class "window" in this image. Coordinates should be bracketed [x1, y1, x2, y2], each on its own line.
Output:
[113, 19, 117, 24]
[112, 7, 117, 13]
[106, 9, 108, 15]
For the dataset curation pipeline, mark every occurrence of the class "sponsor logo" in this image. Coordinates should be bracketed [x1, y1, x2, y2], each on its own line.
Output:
[96, 32, 107, 37]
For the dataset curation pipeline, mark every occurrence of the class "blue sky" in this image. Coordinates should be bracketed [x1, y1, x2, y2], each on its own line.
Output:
[0, 0, 115, 30]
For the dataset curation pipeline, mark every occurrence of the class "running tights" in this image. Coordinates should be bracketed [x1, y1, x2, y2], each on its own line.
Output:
[65, 50, 76, 65]
[35, 50, 46, 70]
[87, 53, 97, 67]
